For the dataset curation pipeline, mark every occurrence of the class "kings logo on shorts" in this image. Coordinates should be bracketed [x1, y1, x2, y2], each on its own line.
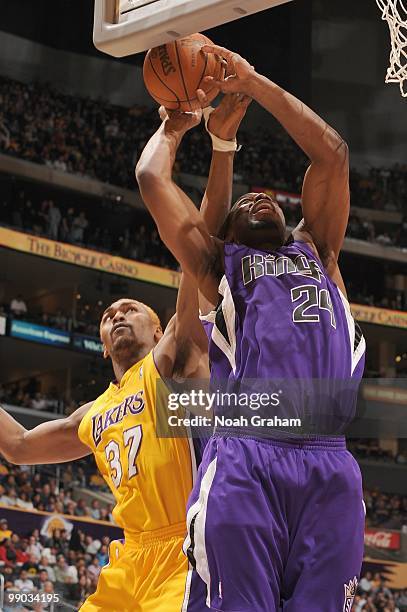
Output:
[343, 577, 358, 612]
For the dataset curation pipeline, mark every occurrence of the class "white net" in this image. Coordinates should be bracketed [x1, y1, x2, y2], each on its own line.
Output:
[376, 0, 407, 96]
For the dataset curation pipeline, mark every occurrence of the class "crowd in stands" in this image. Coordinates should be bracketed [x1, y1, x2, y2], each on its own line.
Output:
[0, 373, 105, 417]
[0, 457, 117, 606]
[345, 280, 406, 312]
[0, 459, 111, 508]
[0, 519, 114, 609]
[348, 213, 407, 250]
[362, 488, 407, 530]
[0, 376, 72, 414]
[353, 573, 407, 611]
[0, 526, 107, 609]
[1, 292, 102, 338]
[0, 191, 179, 271]
[0, 380, 61, 413]
[0, 74, 406, 246]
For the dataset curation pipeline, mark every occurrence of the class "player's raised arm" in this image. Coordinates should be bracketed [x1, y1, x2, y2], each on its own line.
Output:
[135, 111, 222, 304]
[152, 96, 250, 378]
[198, 92, 251, 235]
[201, 45, 350, 265]
[0, 403, 92, 465]
[198, 92, 251, 313]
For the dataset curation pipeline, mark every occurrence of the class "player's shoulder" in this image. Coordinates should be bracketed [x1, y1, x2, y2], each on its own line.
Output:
[292, 223, 336, 268]
[128, 349, 162, 389]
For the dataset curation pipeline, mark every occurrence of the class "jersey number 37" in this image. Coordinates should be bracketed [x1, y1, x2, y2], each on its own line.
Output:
[104, 425, 143, 488]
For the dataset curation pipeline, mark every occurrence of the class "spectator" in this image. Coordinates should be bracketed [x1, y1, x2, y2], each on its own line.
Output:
[74, 498, 89, 517]
[95, 544, 109, 567]
[60, 207, 75, 242]
[14, 569, 35, 591]
[27, 534, 43, 561]
[84, 535, 101, 555]
[46, 200, 61, 240]
[22, 552, 40, 575]
[71, 211, 88, 243]
[0, 539, 17, 566]
[90, 499, 101, 520]
[31, 393, 49, 411]
[67, 574, 92, 606]
[15, 491, 34, 510]
[37, 554, 56, 582]
[0, 518, 12, 539]
[87, 556, 101, 582]
[9, 294, 27, 317]
[54, 555, 71, 583]
[37, 580, 57, 612]
[359, 571, 373, 593]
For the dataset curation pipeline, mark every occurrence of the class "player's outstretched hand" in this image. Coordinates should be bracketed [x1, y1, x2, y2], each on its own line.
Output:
[200, 93, 252, 141]
[201, 45, 256, 95]
[158, 106, 202, 134]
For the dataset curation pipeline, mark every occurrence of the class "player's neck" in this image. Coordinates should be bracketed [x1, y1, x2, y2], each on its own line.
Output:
[245, 239, 283, 252]
[111, 346, 150, 383]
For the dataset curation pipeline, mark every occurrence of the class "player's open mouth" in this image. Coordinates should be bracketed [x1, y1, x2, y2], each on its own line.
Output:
[251, 201, 276, 218]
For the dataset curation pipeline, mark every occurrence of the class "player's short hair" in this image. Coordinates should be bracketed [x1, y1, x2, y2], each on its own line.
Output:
[142, 303, 162, 330]
[218, 198, 246, 239]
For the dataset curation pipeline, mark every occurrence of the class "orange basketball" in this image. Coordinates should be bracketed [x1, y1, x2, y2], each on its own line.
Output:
[143, 33, 225, 111]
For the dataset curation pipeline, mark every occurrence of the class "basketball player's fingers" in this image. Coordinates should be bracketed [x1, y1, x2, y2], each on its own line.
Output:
[202, 45, 237, 64]
[158, 106, 168, 122]
[204, 75, 241, 94]
[196, 89, 209, 108]
[224, 59, 235, 79]
[186, 108, 203, 124]
[193, 107, 203, 122]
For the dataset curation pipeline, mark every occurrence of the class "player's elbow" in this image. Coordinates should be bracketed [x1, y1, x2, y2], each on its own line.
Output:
[135, 164, 166, 190]
[335, 138, 349, 163]
[1, 446, 21, 465]
[326, 133, 349, 166]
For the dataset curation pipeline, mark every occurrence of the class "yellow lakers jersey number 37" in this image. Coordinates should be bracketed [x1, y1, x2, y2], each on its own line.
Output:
[78, 350, 195, 535]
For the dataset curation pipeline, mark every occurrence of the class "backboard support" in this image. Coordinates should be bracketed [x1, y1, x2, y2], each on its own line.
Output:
[94, 0, 293, 57]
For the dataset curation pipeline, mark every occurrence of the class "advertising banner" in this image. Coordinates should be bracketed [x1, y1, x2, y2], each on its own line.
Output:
[10, 320, 70, 348]
[364, 529, 401, 550]
[0, 505, 122, 541]
[72, 334, 104, 354]
[0, 227, 180, 289]
[351, 303, 407, 330]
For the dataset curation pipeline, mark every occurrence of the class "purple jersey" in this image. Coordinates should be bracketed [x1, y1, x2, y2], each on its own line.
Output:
[201, 239, 365, 433]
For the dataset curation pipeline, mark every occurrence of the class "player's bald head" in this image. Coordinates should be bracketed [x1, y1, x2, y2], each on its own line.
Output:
[101, 299, 161, 330]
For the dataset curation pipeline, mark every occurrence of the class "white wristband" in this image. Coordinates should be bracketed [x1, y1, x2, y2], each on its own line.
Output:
[203, 106, 241, 153]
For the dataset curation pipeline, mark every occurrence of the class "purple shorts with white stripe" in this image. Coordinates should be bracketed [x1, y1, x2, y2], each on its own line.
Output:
[183, 434, 365, 612]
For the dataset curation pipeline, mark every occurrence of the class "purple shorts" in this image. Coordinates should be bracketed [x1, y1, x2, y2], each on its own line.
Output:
[183, 434, 365, 612]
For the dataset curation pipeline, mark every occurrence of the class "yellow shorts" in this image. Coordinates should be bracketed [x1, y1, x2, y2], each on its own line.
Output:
[80, 523, 190, 612]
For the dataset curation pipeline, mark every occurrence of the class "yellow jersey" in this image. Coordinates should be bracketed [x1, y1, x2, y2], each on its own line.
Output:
[78, 350, 196, 536]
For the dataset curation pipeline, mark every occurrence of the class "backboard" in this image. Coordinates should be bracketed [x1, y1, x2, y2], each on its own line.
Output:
[94, 0, 293, 57]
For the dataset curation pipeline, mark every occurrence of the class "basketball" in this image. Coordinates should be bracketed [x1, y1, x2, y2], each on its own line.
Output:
[143, 33, 225, 111]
